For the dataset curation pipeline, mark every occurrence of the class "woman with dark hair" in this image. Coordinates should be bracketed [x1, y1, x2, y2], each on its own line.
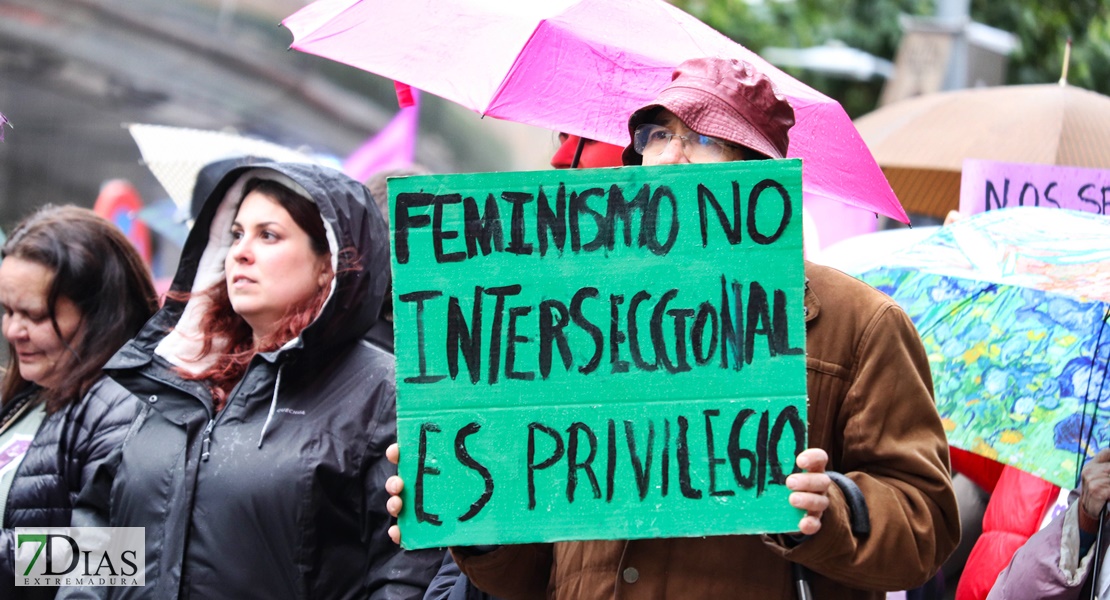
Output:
[0, 205, 159, 600]
[63, 162, 441, 599]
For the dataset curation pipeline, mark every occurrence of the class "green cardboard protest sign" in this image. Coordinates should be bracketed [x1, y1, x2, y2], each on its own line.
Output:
[389, 160, 807, 549]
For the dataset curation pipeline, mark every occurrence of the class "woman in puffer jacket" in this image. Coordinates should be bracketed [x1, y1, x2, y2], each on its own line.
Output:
[0, 205, 158, 600]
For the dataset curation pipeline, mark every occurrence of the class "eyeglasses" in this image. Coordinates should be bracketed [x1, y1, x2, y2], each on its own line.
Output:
[633, 123, 739, 160]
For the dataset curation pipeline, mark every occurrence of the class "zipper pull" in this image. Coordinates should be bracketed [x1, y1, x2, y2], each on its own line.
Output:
[201, 419, 215, 462]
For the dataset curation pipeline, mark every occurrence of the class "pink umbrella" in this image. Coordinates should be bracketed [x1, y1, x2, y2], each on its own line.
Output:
[284, 0, 908, 223]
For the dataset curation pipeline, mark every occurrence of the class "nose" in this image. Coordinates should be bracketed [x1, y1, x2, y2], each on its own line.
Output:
[3, 314, 26, 342]
[229, 236, 254, 264]
[651, 136, 689, 166]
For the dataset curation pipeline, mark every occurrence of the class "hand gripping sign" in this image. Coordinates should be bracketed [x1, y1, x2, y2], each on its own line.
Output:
[390, 160, 807, 549]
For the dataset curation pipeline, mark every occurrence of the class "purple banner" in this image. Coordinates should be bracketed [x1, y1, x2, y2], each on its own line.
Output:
[959, 158, 1110, 216]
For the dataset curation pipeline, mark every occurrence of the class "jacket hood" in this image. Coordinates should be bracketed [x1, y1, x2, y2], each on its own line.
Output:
[131, 161, 388, 372]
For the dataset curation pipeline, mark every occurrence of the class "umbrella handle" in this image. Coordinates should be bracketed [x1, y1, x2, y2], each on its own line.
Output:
[1091, 507, 1106, 600]
[792, 472, 870, 600]
[828, 471, 871, 537]
[793, 563, 814, 600]
[570, 136, 586, 169]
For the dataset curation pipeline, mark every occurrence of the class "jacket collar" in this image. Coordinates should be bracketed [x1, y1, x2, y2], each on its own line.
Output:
[803, 273, 819, 323]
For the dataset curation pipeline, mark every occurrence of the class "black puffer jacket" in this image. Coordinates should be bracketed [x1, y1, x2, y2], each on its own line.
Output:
[0, 379, 137, 600]
[62, 162, 442, 599]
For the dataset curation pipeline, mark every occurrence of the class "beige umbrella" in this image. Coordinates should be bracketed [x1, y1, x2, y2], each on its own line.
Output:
[854, 84, 1110, 219]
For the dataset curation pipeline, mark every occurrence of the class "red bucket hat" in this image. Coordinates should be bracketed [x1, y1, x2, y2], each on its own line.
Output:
[623, 57, 795, 165]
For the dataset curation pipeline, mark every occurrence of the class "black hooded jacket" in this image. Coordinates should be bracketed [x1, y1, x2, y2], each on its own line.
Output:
[60, 162, 441, 599]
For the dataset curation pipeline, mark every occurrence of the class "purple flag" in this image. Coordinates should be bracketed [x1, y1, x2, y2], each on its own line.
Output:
[343, 90, 419, 182]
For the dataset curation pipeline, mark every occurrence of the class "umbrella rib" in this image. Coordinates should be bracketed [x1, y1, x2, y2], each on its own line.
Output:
[913, 282, 998, 337]
[1075, 304, 1110, 488]
[486, 20, 546, 117]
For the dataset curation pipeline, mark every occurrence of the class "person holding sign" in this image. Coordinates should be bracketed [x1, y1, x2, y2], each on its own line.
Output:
[62, 163, 441, 599]
[421, 135, 626, 600]
[386, 57, 959, 599]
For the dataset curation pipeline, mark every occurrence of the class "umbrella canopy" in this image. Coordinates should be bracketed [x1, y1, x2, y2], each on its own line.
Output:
[855, 84, 1110, 219]
[854, 207, 1110, 488]
[814, 225, 939, 273]
[127, 123, 319, 211]
[282, 0, 909, 224]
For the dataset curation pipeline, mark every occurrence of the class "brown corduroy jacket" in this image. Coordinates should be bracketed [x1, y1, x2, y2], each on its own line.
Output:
[454, 261, 960, 600]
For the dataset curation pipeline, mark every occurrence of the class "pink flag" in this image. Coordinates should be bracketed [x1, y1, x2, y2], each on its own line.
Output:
[342, 90, 419, 182]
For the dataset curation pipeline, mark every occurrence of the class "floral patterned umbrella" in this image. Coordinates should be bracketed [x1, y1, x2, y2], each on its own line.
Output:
[856, 207, 1110, 488]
